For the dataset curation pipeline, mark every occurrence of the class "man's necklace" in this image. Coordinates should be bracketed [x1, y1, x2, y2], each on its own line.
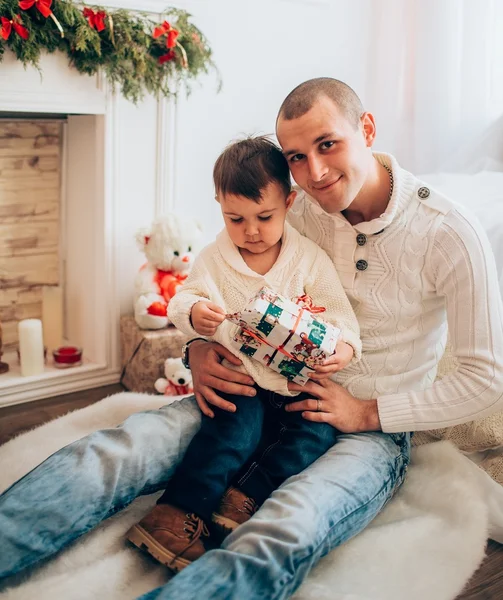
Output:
[342, 165, 394, 224]
[383, 164, 394, 201]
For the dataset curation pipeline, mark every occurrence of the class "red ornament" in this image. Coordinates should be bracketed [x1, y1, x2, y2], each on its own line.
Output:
[83, 7, 106, 32]
[1, 15, 29, 40]
[158, 49, 176, 65]
[19, 0, 52, 18]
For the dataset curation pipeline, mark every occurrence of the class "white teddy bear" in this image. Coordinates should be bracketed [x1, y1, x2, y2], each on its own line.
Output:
[134, 213, 202, 329]
[155, 357, 194, 396]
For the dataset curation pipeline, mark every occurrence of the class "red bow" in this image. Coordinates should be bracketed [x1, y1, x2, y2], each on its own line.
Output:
[295, 294, 326, 314]
[1, 15, 29, 40]
[83, 7, 106, 32]
[19, 0, 52, 18]
[165, 28, 178, 48]
[152, 20, 169, 38]
[158, 49, 176, 65]
[153, 20, 179, 48]
[153, 20, 182, 66]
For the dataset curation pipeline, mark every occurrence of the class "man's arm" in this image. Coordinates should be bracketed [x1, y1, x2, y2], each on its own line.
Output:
[377, 208, 503, 432]
[286, 209, 503, 434]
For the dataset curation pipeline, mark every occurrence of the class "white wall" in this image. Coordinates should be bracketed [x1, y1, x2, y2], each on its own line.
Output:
[172, 0, 372, 242]
[114, 94, 159, 316]
[113, 0, 373, 314]
[3, 1, 499, 318]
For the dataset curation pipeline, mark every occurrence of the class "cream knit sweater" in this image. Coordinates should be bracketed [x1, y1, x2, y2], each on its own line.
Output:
[168, 223, 361, 397]
[287, 152, 503, 433]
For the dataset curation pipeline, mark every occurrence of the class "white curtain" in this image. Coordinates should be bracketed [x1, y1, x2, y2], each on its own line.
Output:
[364, 0, 503, 173]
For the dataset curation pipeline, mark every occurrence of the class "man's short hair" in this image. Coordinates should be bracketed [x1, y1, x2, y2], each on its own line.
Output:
[278, 78, 364, 129]
[213, 136, 291, 203]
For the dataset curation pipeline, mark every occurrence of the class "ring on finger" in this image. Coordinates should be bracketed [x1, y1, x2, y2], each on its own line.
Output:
[317, 398, 322, 412]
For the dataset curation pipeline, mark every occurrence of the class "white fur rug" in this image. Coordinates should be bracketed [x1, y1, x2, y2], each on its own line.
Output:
[0, 392, 493, 600]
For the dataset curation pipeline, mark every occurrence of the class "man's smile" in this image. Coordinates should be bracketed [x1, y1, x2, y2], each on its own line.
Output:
[313, 175, 342, 192]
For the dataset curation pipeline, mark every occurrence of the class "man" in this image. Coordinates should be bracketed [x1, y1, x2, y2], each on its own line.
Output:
[1, 78, 502, 600]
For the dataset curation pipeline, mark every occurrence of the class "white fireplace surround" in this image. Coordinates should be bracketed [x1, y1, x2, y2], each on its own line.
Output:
[0, 0, 183, 406]
[1, 0, 336, 407]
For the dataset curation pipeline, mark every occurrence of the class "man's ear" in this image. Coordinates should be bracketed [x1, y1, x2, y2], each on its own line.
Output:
[360, 112, 377, 148]
[285, 189, 297, 211]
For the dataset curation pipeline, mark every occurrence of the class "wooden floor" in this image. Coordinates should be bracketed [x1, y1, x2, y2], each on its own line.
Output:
[0, 385, 502, 598]
[0, 384, 124, 445]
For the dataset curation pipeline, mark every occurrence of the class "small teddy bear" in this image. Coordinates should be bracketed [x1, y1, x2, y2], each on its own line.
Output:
[134, 213, 202, 329]
[155, 357, 194, 396]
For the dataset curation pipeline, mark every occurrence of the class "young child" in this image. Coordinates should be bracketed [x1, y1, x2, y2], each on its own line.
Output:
[127, 136, 362, 572]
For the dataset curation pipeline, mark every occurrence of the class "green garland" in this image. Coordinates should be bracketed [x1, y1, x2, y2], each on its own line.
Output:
[0, 0, 219, 103]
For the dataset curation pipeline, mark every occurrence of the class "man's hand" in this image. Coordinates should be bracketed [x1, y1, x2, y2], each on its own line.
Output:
[191, 302, 226, 336]
[286, 378, 381, 433]
[309, 341, 354, 380]
[188, 340, 256, 418]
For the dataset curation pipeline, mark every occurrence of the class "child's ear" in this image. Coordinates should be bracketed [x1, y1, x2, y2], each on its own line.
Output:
[285, 190, 297, 211]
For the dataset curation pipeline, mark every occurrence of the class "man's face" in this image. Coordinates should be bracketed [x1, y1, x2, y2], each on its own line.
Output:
[277, 96, 374, 214]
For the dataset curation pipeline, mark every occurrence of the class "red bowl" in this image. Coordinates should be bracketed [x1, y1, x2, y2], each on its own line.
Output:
[53, 346, 83, 367]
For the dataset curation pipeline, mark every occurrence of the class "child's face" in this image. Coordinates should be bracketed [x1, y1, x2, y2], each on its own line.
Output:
[219, 182, 296, 254]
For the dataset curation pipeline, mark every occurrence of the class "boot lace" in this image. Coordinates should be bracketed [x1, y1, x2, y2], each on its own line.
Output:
[168, 513, 209, 567]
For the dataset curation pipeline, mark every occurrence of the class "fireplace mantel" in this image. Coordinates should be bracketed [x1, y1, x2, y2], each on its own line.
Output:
[0, 37, 178, 406]
[0, 51, 106, 115]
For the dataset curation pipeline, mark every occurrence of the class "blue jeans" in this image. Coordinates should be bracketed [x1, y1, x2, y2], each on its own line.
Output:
[163, 387, 339, 519]
[0, 395, 410, 600]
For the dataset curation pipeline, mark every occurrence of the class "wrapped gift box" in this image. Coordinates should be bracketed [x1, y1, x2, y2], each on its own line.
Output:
[226, 287, 340, 385]
[120, 315, 189, 393]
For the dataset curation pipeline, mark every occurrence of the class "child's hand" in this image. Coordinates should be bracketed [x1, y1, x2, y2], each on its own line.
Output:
[309, 341, 354, 380]
[191, 301, 226, 336]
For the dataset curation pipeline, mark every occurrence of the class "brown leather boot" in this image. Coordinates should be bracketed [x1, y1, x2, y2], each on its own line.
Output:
[127, 504, 210, 572]
[212, 487, 258, 538]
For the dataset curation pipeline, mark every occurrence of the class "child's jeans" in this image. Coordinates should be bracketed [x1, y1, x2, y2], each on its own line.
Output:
[159, 386, 338, 521]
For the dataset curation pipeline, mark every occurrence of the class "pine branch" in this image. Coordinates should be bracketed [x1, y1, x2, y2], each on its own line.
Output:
[0, 0, 219, 103]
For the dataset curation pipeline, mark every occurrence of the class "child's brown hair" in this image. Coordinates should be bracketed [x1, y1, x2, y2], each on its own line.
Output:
[213, 136, 291, 202]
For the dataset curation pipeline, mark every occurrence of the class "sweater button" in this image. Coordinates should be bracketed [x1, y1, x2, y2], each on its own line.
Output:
[356, 259, 368, 271]
[418, 186, 430, 199]
[356, 233, 367, 246]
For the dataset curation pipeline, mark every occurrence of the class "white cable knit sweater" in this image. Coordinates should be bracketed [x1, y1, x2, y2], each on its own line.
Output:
[168, 223, 361, 397]
[287, 152, 503, 432]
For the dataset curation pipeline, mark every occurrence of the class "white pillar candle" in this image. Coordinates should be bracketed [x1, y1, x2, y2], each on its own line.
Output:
[42, 286, 64, 353]
[18, 319, 45, 377]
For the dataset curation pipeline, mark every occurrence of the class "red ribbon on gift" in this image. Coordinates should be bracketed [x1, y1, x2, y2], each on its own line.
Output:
[83, 7, 106, 32]
[1, 15, 29, 40]
[240, 328, 297, 363]
[295, 294, 326, 314]
[233, 293, 325, 367]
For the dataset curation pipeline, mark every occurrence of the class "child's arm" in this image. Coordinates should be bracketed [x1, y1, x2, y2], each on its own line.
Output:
[304, 246, 362, 377]
[168, 254, 225, 338]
